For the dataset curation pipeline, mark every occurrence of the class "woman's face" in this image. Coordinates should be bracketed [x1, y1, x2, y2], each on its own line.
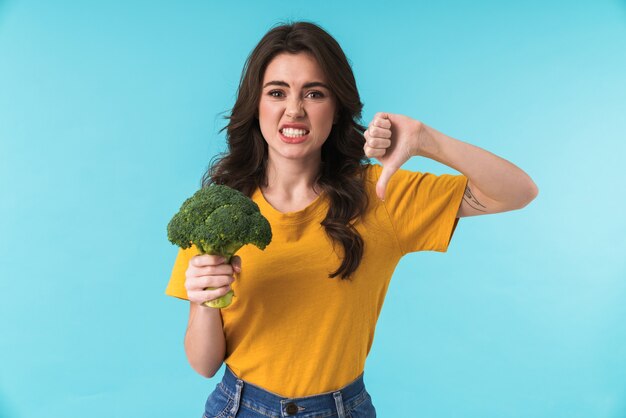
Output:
[258, 52, 337, 165]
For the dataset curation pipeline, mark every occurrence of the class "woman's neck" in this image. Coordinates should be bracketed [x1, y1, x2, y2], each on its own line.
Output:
[263, 155, 322, 200]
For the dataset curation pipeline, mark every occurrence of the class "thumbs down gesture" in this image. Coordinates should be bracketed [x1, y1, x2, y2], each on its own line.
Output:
[363, 112, 426, 201]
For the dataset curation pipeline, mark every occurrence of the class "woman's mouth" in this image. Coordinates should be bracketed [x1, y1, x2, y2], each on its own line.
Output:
[279, 128, 310, 144]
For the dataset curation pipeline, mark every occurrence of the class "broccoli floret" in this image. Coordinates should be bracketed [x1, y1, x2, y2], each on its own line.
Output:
[167, 185, 272, 308]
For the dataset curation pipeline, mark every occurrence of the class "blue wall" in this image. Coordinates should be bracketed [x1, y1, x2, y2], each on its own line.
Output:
[1, 1, 625, 417]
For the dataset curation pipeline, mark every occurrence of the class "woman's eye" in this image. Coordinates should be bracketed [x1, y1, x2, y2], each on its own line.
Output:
[266, 90, 325, 98]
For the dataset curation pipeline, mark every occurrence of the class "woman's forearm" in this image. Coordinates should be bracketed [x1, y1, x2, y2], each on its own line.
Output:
[417, 123, 539, 209]
[184, 303, 226, 378]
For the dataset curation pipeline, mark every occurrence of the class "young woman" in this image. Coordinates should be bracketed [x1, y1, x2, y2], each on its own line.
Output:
[165, 21, 538, 418]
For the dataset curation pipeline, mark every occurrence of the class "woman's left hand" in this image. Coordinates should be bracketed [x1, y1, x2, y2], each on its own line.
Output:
[364, 112, 425, 200]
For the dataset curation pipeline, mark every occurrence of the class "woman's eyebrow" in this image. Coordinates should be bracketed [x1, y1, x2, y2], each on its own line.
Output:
[263, 80, 330, 89]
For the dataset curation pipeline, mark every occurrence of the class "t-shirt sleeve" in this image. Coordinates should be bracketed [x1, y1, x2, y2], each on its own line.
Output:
[377, 165, 468, 255]
[165, 245, 201, 300]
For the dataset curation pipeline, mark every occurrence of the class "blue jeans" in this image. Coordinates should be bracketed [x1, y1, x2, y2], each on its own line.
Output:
[203, 366, 377, 418]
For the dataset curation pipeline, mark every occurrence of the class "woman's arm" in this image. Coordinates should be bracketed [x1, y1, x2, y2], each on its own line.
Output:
[416, 122, 539, 217]
[184, 302, 226, 378]
[364, 112, 538, 216]
[182, 254, 239, 378]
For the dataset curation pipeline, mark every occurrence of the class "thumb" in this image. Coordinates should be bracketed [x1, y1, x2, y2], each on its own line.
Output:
[376, 164, 399, 201]
[231, 255, 242, 273]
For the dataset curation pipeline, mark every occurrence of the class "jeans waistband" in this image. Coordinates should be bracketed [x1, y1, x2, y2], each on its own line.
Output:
[218, 366, 368, 417]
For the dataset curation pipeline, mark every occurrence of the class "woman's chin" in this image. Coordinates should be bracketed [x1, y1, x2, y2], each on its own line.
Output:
[269, 148, 321, 162]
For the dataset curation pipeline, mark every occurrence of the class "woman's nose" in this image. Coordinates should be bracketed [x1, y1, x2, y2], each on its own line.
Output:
[285, 98, 305, 118]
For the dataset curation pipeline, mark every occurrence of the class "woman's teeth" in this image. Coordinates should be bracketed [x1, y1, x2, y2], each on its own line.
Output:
[281, 128, 308, 137]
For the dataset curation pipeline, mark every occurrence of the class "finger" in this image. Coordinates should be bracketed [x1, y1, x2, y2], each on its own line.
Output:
[364, 146, 386, 158]
[364, 131, 390, 157]
[364, 128, 391, 145]
[231, 255, 242, 273]
[374, 112, 391, 123]
[204, 284, 233, 298]
[371, 114, 392, 129]
[188, 263, 234, 279]
[374, 118, 392, 129]
[376, 164, 399, 201]
[201, 263, 235, 276]
[186, 274, 234, 292]
[190, 274, 233, 289]
[191, 254, 225, 267]
[193, 285, 232, 304]
[366, 137, 391, 149]
[367, 126, 392, 139]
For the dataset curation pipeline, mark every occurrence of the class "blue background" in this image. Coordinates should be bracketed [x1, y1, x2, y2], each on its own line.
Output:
[1, 1, 625, 417]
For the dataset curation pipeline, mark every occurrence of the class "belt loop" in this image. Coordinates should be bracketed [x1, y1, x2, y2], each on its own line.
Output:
[228, 378, 243, 417]
[333, 391, 346, 418]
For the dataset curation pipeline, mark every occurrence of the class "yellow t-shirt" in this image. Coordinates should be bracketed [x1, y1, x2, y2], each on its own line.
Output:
[165, 163, 468, 398]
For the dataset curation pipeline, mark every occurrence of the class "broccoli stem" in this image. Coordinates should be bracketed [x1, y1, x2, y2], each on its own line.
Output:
[196, 242, 244, 308]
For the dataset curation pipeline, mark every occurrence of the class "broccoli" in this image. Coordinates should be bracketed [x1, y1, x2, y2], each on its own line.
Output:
[167, 184, 272, 308]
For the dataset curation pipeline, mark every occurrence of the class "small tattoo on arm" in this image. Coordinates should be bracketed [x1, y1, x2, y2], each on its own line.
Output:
[463, 186, 487, 212]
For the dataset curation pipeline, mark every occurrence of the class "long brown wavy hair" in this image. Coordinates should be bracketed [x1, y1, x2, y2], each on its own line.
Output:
[202, 21, 370, 280]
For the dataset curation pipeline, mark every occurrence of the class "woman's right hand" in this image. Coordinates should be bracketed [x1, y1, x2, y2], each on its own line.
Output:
[185, 255, 241, 306]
